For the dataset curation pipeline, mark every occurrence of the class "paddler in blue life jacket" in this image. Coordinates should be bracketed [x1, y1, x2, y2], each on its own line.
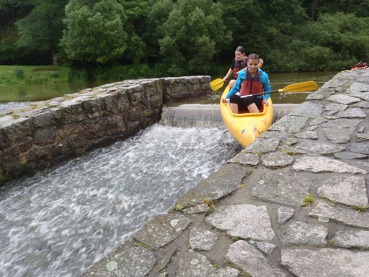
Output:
[222, 53, 271, 114]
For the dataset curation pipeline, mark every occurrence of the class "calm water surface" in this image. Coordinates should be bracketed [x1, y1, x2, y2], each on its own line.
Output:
[0, 81, 105, 103]
[0, 71, 337, 105]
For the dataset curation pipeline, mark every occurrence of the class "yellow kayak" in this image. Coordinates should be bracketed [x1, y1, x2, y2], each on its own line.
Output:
[220, 85, 274, 147]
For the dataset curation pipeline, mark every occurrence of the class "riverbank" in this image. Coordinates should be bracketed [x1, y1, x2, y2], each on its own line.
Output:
[83, 69, 369, 276]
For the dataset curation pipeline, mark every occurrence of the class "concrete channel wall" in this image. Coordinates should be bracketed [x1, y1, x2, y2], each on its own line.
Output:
[0, 76, 211, 184]
[83, 69, 369, 277]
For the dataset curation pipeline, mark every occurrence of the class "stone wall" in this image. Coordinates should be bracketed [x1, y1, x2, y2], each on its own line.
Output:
[0, 76, 211, 184]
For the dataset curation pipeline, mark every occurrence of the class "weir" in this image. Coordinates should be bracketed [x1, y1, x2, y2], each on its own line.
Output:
[160, 103, 299, 128]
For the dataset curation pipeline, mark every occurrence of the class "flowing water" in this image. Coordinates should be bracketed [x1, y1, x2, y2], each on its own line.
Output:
[0, 124, 240, 277]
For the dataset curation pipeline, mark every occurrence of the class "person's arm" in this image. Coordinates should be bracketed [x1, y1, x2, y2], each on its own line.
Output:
[260, 71, 271, 101]
[223, 68, 234, 81]
[223, 59, 236, 81]
[225, 70, 246, 99]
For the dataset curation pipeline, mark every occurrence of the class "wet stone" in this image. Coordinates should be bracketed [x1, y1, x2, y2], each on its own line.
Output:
[349, 142, 369, 155]
[242, 138, 280, 153]
[261, 151, 294, 168]
[250, 240, 277, 255]
[324, 126, 355, 143]
[281, 221, 328, 246]
[250, 173, 313, 207]
[157, 244, 178, 272]
[293, 156, 367, 174]
[176, 163, 249, 208]
[356, 131, 369, 141]
[189, 227, 218, 251]
[308, 202, 369, 228]
[228, 152, 259, 166]
[349, 91, 369, 101]
[278, 207, 295, 224]
[260, 130, 288, 140]
[205, 204, 275, 241]
[349, 82, 369, 93]
[295, 139, 345, 155]
[306, 93, 324, 100]
[325, 107, 366, 119]
[334, 151, 368, 160]
[325, 102, 348, 113]
[308, 117, 327, 126]
[294, 130, 318, 139]
[281, 248, 369, 277]
[226, 240, 287, 277]
[268, 116, 308, 133]
[183, 203, 209, 214]
[278, 145, 307, 155]
[317, 175, 368, 207]
[285, 137, 299, 145]
[321, 118, 363, 144]
[353, 100, 369, 109]
[208, 267, 240, 277]
[134, 214, 191, 250]
[327, 94, 361, 105]
[82, 244, 155, 277]
[306, 125, 318, 131]
[289, 102, 323, 117]
[176, 251, 216, 276]
[331, 229, 369, 248]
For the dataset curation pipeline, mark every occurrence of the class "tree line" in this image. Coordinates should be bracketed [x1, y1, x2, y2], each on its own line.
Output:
[1, 0, 368, 79]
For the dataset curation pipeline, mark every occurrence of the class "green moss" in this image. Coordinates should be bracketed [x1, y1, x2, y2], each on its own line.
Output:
[302, 194, 315, 207]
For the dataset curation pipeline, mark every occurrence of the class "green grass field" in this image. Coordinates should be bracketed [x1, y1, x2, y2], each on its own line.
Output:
[0, 65, 69, 85]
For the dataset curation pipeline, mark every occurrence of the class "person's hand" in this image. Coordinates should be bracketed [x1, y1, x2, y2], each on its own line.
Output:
[221, 98, 228, 103]
[258, 59, 264, 68]
[222, 77, 228, 82]
[262, 99, 269, 106]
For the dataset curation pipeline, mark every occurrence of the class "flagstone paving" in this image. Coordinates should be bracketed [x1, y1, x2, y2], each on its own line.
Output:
[83, 69, 369, 277]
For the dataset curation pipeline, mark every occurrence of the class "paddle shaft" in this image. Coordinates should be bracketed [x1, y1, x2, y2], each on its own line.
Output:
[240, 89, 283, 98]
[239, 81, 318, 98]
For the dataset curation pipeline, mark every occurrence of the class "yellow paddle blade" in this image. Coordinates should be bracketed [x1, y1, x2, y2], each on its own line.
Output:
[210, 78, 224, 91]
[283, 81, 319, 93]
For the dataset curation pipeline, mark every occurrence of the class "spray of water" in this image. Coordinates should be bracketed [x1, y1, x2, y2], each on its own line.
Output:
[0, 123, 240, 277]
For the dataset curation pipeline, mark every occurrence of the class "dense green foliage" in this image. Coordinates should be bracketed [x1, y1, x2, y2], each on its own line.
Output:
[1, 0, 369, 79]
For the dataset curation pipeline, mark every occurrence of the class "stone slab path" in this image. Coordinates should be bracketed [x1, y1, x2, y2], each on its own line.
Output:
[83, 69, 369, 277]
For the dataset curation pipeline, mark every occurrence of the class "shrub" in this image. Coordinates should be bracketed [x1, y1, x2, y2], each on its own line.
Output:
[13, 68, 25, 79]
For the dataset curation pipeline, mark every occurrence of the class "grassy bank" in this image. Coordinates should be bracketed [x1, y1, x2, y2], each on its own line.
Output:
[0, 63, 229, 86]
[0, 65, 69, 85]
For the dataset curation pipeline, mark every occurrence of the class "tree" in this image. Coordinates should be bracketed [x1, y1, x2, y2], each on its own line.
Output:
[304, 13, 369, 66]
[144, 0, 174, 63]
[217, 0, 309, 67]
[0, 0, 33, 27]
[116, 0, 148, 63]
[16, 0, 68, 64]
[60, 0, 128, 64]
[153, 0, 230, 75]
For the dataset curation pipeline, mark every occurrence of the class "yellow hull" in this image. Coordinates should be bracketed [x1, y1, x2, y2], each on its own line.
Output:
[220, 86, 274, 147]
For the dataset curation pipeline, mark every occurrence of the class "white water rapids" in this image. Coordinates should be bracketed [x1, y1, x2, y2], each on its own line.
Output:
[0, 123, 240, 277]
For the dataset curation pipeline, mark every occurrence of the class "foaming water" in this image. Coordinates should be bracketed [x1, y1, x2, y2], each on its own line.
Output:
[0, 124, 240, 277]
